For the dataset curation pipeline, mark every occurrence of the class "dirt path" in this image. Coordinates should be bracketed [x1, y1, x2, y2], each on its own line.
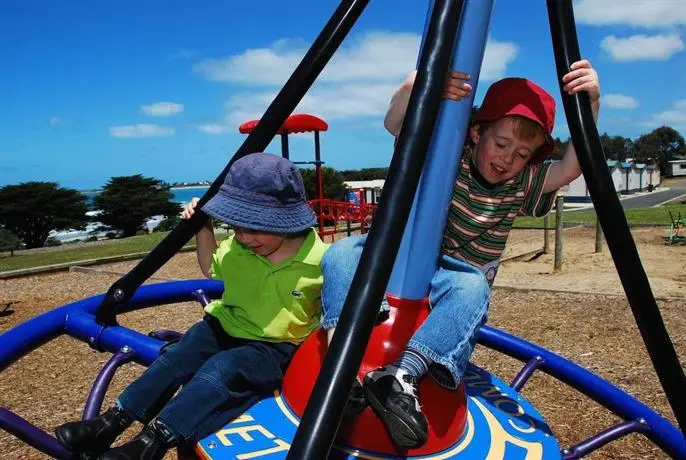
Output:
[1, 227, 684, 459]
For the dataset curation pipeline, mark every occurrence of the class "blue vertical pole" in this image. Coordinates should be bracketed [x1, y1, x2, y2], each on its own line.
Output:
[387, 0, 496, 298]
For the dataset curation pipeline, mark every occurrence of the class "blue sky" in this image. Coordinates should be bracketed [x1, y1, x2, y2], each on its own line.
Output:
[1, 0, 685, 190]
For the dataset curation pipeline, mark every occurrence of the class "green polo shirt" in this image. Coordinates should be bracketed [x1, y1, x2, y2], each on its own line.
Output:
[204, 229, 328, 344]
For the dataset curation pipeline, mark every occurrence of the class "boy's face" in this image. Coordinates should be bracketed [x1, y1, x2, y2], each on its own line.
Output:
[233, 228, 288, 258]
[469, 117, 546, 184]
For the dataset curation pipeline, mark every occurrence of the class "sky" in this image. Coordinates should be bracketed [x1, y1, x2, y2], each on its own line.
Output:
[1, 0, 685, 190]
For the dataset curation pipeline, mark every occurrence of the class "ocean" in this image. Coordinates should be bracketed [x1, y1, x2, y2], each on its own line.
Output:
[84, 186, 210, 207]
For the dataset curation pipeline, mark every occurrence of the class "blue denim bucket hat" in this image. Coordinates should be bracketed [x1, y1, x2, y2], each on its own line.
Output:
[201, 152, 316, 233]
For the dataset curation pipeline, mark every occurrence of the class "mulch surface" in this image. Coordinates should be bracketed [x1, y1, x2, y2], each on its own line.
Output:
[1, 232, 684, 459]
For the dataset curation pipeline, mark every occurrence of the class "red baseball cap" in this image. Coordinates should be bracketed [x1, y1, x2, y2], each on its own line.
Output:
[473, 77, 556, 162]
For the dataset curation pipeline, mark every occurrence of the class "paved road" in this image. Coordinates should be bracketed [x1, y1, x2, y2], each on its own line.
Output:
[567, 178, 686, 211]
[620, 187, 686, 209]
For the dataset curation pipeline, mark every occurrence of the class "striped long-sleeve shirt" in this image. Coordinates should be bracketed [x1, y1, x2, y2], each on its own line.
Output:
[441, 147, 556, 285]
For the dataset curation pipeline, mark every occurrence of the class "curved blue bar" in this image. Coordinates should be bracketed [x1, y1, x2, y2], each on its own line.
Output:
[0, 279, 224, 372]
[0, 307, 67, 373]
[478, 325, 686, 458]
[388, 0, 496, 298]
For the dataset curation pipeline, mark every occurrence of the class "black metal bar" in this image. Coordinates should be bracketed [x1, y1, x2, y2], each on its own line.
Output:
[286, 0, 464, 457]
[547, 0, 686, 436]
[561, 419, 649, 459]
[510, 356, 544, 392]
[281, 132, 290, 159]
[94, 0, 371, 326]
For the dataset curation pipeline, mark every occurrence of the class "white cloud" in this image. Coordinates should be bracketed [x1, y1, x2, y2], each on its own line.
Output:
[574, 0, 686, 28]
[196, 123, 229, 134]
[169, 49, 198, 60]
[195, 32, 517, 85]
[109, 124, 175, 138]
[140, 102, 184, 117]
[653, 99, 686, 128]
[600, 33, 684, 61]
[638, 99, 686, 131]
[197, 32, 518, 124]
[49, 116, 67, 126]
[481, 41, 519, 81]
[602, 94, 639, 110]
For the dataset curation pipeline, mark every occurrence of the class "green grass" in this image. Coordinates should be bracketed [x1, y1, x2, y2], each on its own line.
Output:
[2, 200, 684, 273]
[513, 201, 686, 229]
[0, 232, 230, 273]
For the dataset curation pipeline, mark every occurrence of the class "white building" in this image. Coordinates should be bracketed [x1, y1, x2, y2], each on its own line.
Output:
[667, 159, 686, 177]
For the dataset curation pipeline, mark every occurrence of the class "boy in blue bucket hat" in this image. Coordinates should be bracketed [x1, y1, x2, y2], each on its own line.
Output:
[55, 152, 329, 460]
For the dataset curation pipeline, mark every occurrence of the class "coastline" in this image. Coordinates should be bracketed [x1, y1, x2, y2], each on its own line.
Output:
[80, 185, 210, 193]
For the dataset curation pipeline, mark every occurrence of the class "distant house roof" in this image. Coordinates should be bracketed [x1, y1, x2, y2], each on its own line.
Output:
[620, 162, 633, 169]
[344, 179, 385, 189]
[606, 160, 618, 168]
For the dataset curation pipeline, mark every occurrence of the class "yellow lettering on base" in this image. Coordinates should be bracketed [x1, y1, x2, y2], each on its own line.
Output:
[216, 425, 275, 447]
[508, 417, 536, 434]
[237, 439, 291, 459]
[231, 414, 255, 424]
[472, 398, 543, 459]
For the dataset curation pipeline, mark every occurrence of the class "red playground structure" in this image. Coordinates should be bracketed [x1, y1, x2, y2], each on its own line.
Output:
[239, 113, 377, 241]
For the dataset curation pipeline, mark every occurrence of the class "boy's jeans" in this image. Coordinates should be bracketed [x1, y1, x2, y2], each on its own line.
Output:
[117, 315, 296, 443]
[321, 234, 490, 388]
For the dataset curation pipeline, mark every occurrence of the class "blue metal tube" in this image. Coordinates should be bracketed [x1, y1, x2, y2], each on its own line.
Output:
[0, 307, 68, 373]
[387, 0, 495, 298]
[0, 279, 222, 372]
[562, 420, 649, 459]
[0, 408, 73, 459]
[64, 311, 163, 365]
[478, 325, 686, 458]
[83, 349, 137, 420]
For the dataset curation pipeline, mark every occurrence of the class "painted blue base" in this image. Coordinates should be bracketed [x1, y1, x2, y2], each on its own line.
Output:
[196, 364, 559, 459]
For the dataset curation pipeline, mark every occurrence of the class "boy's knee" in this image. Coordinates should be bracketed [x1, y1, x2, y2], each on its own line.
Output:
[322, 235, 365, 273]
[462, 271, 490, 303]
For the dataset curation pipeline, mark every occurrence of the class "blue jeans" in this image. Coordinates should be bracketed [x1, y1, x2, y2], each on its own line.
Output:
[321, 234, 490, 388]
[117, 315, 296, 444]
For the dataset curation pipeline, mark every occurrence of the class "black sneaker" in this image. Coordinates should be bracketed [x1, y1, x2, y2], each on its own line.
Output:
[363, 365, 428, 449]
[98, 424, 169, 460]
[341, 378, 368, 425]
[55, 406, 132, 455]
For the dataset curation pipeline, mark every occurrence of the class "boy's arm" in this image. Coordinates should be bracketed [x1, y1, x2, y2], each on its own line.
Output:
[196, 221, 218, 279]
[543, 60, 600, 193]
[181, 197, 218, 279]
[384, 71, 416, 136]
[384, 70, 472, 137]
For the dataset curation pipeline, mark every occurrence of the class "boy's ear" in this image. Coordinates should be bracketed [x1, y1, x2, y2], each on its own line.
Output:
[469, 124, 481, 144]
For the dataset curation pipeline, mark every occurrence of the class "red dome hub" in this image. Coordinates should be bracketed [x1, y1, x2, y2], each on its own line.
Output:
[281, 295, 468, 456]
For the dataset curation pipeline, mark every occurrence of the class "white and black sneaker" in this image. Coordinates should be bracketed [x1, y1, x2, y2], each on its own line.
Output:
[363, 365, 428, 449]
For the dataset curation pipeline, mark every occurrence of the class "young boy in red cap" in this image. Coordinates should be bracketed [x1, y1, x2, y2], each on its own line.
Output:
[320, 60, 600, 449]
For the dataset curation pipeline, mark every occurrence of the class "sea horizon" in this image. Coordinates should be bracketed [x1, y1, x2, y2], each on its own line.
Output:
[82, 185, 211, 205]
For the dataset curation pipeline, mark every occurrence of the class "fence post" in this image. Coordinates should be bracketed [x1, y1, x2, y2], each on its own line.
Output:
[554, 193, 564, 272]
[595, 216, 604, 253]
[543, 214, 550, 254]
[346, 218, 352, 237]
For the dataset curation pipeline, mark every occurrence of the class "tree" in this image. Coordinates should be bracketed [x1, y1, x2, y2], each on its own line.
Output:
[339, 168, 388, 181]
[300, 167, 348, 201]
[551, 137, 570, 161]
[0, 228, 23, 256]
[0, 182, 88, 248]
[634, 126, 686, 174]
[599, 133, 633, 161]
[93, 175, 181, 237]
